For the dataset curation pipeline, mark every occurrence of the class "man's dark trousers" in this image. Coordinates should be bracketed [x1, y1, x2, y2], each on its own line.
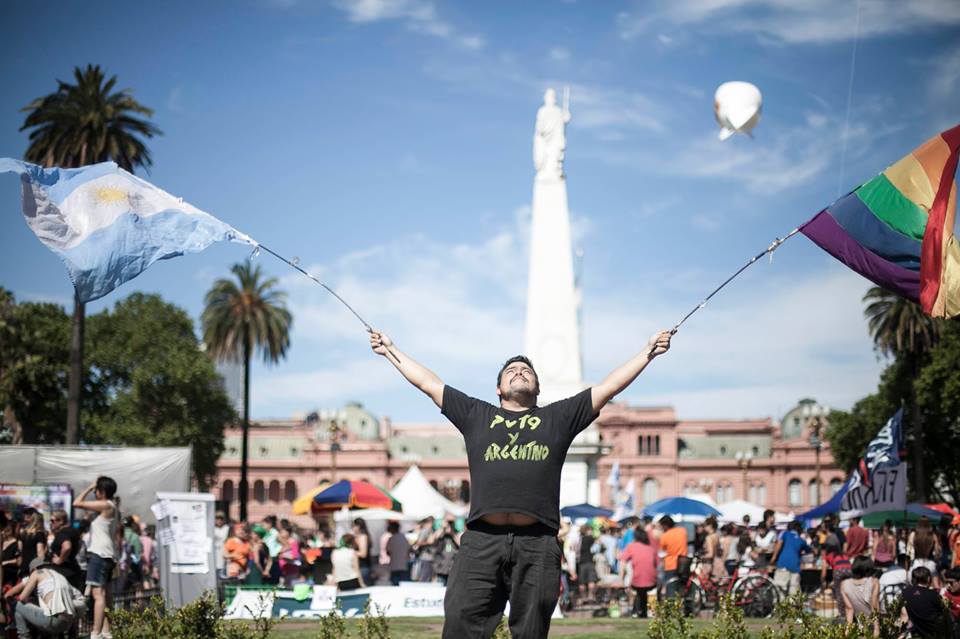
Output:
[442, 521, 561, 639]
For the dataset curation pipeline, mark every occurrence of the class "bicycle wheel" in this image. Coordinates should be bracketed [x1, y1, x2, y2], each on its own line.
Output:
[731, 575, 779, 618]
[658, 578, 704, 617]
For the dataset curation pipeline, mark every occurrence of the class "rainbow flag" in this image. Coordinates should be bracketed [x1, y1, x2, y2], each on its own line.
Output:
[801, 124, 960, 318]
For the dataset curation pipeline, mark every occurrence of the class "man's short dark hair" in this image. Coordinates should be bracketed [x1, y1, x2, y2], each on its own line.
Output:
[497, 355, 539, 389]
[660, 516, 674, 529]
[387, 521, 400, 534]
[912, 566, 932, 586]
[945, 567, 960, 582]
[851, 556, 875, 579]
[96, 476, 117, 499]
[788, 520, 802, 533]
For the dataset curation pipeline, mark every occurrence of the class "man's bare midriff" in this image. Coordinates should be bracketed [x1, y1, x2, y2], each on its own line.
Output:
[480, 512, 539, 526]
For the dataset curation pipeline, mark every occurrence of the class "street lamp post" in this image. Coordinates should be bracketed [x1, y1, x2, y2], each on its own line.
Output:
[736, 450, 753, 501]
[329, 419, 343, 483]
[804, 403, 829, 505]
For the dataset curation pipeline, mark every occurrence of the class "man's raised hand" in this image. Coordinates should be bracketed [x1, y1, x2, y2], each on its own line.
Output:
[369, 329, 393, 356]
[647, 330, 673, 358]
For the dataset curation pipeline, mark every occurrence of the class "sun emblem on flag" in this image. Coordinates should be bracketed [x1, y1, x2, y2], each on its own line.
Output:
[94, 186, 128, 204]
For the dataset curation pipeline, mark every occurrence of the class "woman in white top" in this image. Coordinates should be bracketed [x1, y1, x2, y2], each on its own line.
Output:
[13, 557, 85, 639]
[331, 533, 365, 591]
[75, 476, 119, 639]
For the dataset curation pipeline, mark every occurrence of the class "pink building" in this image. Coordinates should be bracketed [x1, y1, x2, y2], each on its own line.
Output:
[214, 398, 844, 527]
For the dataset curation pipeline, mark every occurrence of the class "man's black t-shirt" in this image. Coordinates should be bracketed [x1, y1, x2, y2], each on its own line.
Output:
[441, 385, 598, 531]
[903, 585, 951, 638]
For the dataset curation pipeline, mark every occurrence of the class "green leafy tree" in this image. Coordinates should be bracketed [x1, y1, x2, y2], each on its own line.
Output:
[19, 64, 161, 445]
[0, 288, 71, 444]
[202, 263, 291, 521]
[84, 293, 235, 488]
[914, 320, 960, 504]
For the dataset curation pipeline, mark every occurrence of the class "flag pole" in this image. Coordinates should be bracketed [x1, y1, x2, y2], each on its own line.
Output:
[670, 226, 802, 333]
[254, 244, 402, 365]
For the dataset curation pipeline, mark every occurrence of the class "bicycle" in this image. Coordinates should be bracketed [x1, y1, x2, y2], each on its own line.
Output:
[658, 556, 781, 618]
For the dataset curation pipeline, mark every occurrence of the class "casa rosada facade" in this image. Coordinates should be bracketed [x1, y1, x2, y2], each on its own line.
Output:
[214, 398, 845, 528]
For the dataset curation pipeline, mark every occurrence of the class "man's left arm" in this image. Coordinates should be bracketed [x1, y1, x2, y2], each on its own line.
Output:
[591, 330, 672, 412]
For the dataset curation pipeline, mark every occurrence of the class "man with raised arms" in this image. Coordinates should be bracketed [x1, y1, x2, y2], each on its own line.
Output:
[369, 329, 672, 638]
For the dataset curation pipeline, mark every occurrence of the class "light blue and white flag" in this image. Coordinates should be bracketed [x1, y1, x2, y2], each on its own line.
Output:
[0, 159, 257, 302]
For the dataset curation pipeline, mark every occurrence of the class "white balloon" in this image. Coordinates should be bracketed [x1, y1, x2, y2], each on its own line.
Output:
[714, 81, 762, 140]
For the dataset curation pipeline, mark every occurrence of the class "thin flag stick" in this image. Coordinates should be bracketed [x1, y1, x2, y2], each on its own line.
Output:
[255, 244, 402, 365]
[670, 227, 802, 334]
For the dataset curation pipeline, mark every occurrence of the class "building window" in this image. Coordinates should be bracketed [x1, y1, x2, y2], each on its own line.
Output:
[459, 480, 470, 503]
[254, 480, 266, 504]
[719, 445, 727, 456]
[808, 479, 820, 506]
[221, 480, 234, 502]
[757, 483, 766, 505]
[638, 436, 645, 455]
[716, 482, 733, 504]
[830, 478, 844, 496]
[788, 479, 802, 507]
[655, 435, 661, 455]
[268, 480, 281, 502]
[751, 446, 759, 456]
[643, 478, 658, 505]
[682, 480, 697, 497]
[284, 480, 297, 502]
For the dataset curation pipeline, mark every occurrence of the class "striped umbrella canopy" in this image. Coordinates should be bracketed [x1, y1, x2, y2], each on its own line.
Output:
[311, 479, 401, 512]
[291, 482, 330, 515]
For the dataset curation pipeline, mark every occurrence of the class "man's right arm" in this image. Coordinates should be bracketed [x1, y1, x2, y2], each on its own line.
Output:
[369, 330, 444, 409]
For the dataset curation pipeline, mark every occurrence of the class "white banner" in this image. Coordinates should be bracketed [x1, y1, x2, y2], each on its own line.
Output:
[839, 462, 907, 518]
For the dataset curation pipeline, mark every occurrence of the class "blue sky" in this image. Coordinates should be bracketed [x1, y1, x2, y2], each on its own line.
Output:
[1, 0, 959, 424]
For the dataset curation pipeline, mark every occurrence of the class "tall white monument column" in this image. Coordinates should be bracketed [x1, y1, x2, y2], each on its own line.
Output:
[525, 88, 606, 507]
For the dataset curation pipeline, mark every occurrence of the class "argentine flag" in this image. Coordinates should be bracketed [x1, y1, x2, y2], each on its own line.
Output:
[1, 159, 257, 303]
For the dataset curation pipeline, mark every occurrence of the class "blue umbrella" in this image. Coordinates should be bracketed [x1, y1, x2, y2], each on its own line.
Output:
[560, 503, 614, 519]
[642, 497, 721, 518]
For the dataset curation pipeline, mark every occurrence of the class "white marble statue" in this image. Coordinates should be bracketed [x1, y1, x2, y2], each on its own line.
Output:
[533, 87, 571, 182]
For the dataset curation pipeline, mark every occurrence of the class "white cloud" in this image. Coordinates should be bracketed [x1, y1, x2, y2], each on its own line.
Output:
[569, 83, 667, 134]
[549, 47, 571, 62]
[929, 43, 960, 101]
[331, 0, 485, 50]
[166, 86, 184, 113]
[619, 0, 960, 44]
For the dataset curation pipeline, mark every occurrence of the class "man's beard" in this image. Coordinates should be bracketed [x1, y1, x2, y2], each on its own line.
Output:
[500, 383, 538, 404]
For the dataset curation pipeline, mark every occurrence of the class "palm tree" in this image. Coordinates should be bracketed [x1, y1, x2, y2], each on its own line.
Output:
[862, 286, 942, 501]
[203, 263, 292, 521]
[20, 64, 161, 445]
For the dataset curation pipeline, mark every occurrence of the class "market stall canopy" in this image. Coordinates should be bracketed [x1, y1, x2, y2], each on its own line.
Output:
[862, 504, 947, 529]
[390, 465, 467, 520]
[560, 503, 614, 520]
[292, 482, 330, 515]
[642, 497, 721, 519]
[312, 480, 399, 512]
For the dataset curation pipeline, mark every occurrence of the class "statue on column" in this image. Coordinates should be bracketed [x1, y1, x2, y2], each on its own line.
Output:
[533, 87, 571, 182]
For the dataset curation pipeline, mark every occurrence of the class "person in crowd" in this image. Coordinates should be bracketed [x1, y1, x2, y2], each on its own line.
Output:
[224, 523, 251, 581]
[619, 527, 657, 619]
[411, 517, 436, 583]
[432, 518, 460, 586]
[844, 516, 870, 559]
[911, 516, 941, 588]
[261, 515, 282, 584]
[942, 566, 960, 627]
[213, 511, 230, 579]
[277, 527, 301, 585]
[659, 516, 688, 596]
[699, 517, 720, 581]
[245, 526, 271, 586]
[121, 516, 144, 594]
[841, 556, 880, 633]
[821, 536, 852, 620]
[47, 509, 83, 592]
[17, 508, 46, 582]
[577, 524, 598, 602]
[352, 518, 373, 586]
[903, 566, 953, 638]
[951, 522, 960, 569]
[10, 557, 85, 639]
[879, 553, 910, 612]
[599, 525, 619, 575]
[938, 516, 954, 574]
[140, 524, 157, 589]
[737, 530, 757, 576]
[74, 476, 119, 639]
[721, 523, 740, 577]
[872, 519, 896, 568]
[897, 526, 910, 557]
[331, 533, 365, 591]
[754, 522, 777, 572]
[1, 518, 21, 627]
[771, 521, 811, 596]
[385, 521, 411, 585]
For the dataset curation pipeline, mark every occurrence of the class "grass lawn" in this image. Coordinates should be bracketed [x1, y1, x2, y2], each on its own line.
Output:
[266, 616, 777, 638]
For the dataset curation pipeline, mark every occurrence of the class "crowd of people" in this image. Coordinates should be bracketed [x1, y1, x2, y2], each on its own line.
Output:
[0, 476, 155, 639]
[215, 513, 461, 592]
[553, 507, 960, 636]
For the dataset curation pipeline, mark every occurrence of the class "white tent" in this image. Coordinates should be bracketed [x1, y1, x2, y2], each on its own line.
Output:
[391, 465, 468, 520]
[717, 500, 794, 525]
